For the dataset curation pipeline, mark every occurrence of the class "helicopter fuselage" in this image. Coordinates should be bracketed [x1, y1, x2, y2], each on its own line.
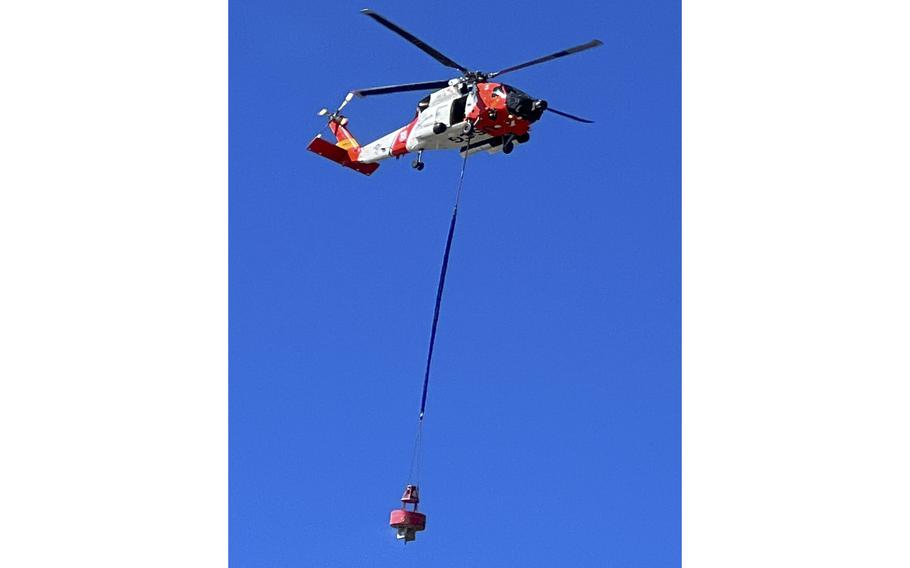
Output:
[357, 82, 545, 163]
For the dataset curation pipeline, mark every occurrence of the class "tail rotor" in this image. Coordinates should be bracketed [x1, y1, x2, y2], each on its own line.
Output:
[318, 92, 354, 125]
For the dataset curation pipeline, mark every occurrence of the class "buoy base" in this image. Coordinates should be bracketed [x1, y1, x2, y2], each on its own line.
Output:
[390, 509, 426, 542]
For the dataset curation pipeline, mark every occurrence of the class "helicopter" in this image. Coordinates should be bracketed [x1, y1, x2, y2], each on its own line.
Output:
[307, 9, 602, 176]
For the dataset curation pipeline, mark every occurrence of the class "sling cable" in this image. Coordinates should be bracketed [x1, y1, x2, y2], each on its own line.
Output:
[389, 137, 473, 543]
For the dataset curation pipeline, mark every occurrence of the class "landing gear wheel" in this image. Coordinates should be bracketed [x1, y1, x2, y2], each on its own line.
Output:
[462, 121, 474, 135]
[411, 149, 425, 171]
[432, 122, 447, 134]
[503, 140, 514, 154]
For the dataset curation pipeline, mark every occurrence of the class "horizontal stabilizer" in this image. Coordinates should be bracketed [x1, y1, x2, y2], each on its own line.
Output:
[307, 135, 379, 176]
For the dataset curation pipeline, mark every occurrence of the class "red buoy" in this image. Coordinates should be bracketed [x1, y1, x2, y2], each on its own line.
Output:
[389, 484, 426, 542]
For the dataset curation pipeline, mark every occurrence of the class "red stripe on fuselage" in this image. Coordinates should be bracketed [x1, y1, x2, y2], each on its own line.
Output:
[390, 116, 419, 156]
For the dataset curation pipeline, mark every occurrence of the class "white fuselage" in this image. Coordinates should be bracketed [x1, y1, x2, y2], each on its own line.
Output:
[357, 85, 494, 163]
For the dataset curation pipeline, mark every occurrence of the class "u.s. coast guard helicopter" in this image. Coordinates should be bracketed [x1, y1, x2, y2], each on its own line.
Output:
[307, 9, 602, 175]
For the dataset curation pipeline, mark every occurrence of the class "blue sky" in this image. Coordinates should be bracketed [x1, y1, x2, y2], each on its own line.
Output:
[230, 0, 679, 565]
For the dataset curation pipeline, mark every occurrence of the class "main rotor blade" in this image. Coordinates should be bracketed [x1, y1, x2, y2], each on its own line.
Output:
[352, 80, 452, 98]
[488, 39, 603, 79]
[361, 9, 469, 74]
[546, 107, 594, 123]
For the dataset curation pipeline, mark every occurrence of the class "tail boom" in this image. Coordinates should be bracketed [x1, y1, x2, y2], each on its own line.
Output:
[307, 117, 379, 176]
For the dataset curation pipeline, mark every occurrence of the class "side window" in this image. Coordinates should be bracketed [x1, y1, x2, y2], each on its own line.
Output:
[450, 95, 467, 124]
[416, 95, 431, 116]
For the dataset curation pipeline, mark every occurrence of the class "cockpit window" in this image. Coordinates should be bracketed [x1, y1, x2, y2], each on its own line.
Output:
[505, 85, 528, 98]
[492, 86, 506, 99]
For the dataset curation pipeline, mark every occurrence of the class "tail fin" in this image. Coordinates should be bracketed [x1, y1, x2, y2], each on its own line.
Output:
[328, 119, 361, 160]
[307, 116, 379, 176]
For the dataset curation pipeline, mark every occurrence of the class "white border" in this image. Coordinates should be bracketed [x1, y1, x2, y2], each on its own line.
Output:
[685, 1, 910, 565]
[0, 2, 227, 566]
